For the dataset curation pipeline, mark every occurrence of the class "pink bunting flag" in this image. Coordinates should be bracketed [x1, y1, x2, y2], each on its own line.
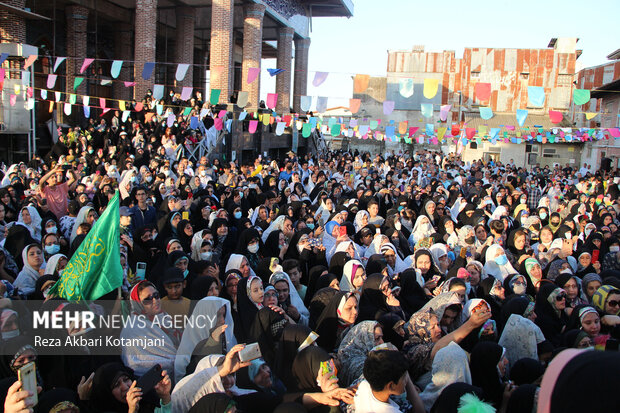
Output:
[214, 118, 223, 131]
[99, 98, 106, 109]
[349, 99, 361, 114]
[47, 74, 57, 89]
[26, 87, 33, 98]
[9, 94, 16, 106]
[80, 58, 95, 74]
[247, 67, 260, 84]
[266, 93, 278, 109]
[100, 108, 110, 116]
[408, 127, 419, 137]
[505, 125, 515, 131]
[124, 81, 136, 87]
[439, 105, 451, 122]
[180, 87, 192, 101]
[549, 110, 563, 124]
[24, 55, 37, 69]
[607, 128, 620, 138]
[134, 102, 144, 112]
[249, 120, 258, 133]
[218, 110, 227, 118]
[466, 128, 476, 139]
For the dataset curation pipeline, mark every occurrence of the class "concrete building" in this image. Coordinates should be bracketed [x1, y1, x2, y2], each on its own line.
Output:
[572, 49, 620, 169]
[0, 0, 354, 163]
[349, 38, 585, 166]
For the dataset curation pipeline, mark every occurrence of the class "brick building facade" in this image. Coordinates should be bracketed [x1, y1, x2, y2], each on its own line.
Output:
[0, 0, 353, 162]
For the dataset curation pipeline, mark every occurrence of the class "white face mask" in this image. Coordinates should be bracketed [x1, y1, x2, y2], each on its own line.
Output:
[610, 246, 620, 253]
[200, 251, 213, 261]
[512, 283, 527, 295]
[247, 243, 259, 254]
[1, 329, 19, 340]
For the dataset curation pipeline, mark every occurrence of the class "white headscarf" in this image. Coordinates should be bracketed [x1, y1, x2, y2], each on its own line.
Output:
[429, 244, 448, 275]
[70, 206, 95, 243]
[419, 341, 472, 411]
[44, 253, 66, 275]
[17, 206, 42, 242]
[409, 215, 435, 247]
[354, 210, 369, 232]
[498, 314, 545, 368]
[174, 297, 236, 382]
[269, 271, 309, 324]
[483, 244, 517, 282]
[225, 253, 256, 277]
[13, 244, 46, 297]
[190, 230, 205, 261]
[341, 259, 364, 293]
[261, 215, 286, 243]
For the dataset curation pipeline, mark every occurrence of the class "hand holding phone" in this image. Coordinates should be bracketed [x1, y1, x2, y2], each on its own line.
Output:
[238, 342, 262, 363]
[136, 364, 162, 394]
[18, 362, 37, 407]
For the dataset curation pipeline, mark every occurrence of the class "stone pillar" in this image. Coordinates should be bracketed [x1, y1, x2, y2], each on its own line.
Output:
[0, 0, 26, 44]
[241, 3, 266, 110]
[113, 23, 133, 101]
[275, 27, 294, 113]
[66, 5, 89, 96]
[209, 0, 234, 102]
[293, 37, 310, 113]
[133, 0, 158, 100]
[174, 6, 195, 90]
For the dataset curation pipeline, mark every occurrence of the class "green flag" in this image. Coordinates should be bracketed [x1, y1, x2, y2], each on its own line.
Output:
[49, 192, 123, 301]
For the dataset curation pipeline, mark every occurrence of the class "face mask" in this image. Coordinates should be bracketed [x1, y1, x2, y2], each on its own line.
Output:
[394, 221, 402, 231]
[520, 199, 527, 204]
[539, 212, 548, 220]
[88, 149, 94, 154]
[513, 283, 527, 295]
[46, 226, 57, 234]
[45, 244, 60, 255]
[247, 243, 259, 254]
[234, 211, 242, 220]
[200, 170, 207, 176]
[465, 236, 476, 245]
[465, 282, 471, 295]
[239, 192, 244, 199]
[494, 254, 508, 266]
[201, 251, 213, 261]
[163, 170, 170, 176]
[610, 246, 620, 252]
[1, 329, 19, 340]
[183, 269, 189, 279]
[306, 223, 315, 230]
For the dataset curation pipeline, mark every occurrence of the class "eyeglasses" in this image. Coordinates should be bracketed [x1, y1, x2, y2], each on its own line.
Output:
[608, 300, 620, 307]
[555, 293, 566, 301]
[141, 292, 160, 303]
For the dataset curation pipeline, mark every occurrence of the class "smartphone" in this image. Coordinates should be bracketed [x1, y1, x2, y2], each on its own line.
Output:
[605, 338, 619, 351]
[136, 262, 147, 281]
[376, 228, 381, 235]
[136, 364, 162, 394]
[239, 343, 262, 363]
[432, 275, 441, 283]
[565, 232, 572, 240]
[308, 238, 321, 248]
[18, 362, 37, 407]
[319, 359, 337, 380]
[182, 211, 189, 220]
[592, 250, 600, 263]
[339, 226, 347, 237]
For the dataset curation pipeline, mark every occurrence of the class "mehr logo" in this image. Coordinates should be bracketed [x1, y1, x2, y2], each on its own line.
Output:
[33, 311, 96, 330]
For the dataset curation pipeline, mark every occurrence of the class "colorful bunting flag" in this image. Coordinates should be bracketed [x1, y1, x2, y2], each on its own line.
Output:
[80, 58, 94, 74]
[316, 96, 328, 113]
[585, 112, 598, 120]
[267, 68, 284, 76]
[247, 67, 260, 84]
[421, 103, 433, 118]
[111, 60, 123, 78]
[153, 84, 164, 100]
[349, 98, 361, 114]
[237, 91, 249, 108]
[474, 82, 491, 101]
[353, 74, 370, 94]
[440, 105, 451, 122]
[24, 55, 37, 69]
[141, 62, 155, 80]
[549, 110, 563, 124]
[399, 78, 414, 98]
[516, 109, 528, 127]
[53, 57, 65, 72]
[423, 78, 439, 99]
[266, 93, 278, 109]
[300, 96, 312, 112]
[47, 74, 57, 89]
[312, 72, 328, 87]
[383, 100, 395, 115]
[181, 87, 193, 101]
[175, 63, 190, 81]
[479, 107, 493, 120]
[573, 89, 590, 106]
[73, 77, 84, 91]
[527, 86, 545, 107]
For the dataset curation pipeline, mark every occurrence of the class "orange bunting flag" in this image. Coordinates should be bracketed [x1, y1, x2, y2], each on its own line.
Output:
[349, 98, 361, 114]
[353, 74, 370, 94]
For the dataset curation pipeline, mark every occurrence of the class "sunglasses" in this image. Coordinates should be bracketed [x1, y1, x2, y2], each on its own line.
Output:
[555, 293, 566, 301]
[608, 300, 620, 307]
[141, 292, 160, 303]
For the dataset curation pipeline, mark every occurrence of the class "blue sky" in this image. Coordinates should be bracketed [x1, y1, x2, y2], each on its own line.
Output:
[262, 0, 619, 108]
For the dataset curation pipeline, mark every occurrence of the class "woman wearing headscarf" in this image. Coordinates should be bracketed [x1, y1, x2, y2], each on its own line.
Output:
[174, 296, 236, 381]
[417, 292, 463, 335]
[336, 320, 383, 387]
[339, 259, 365, 293]
[534, 283, 569, 347]
[483, 244, 518, 282]
[398, 268, 428, 318]
[419, 342, 471, 412]
[234, 275, 264, 342]
[90, 361, 172, 413]
[13, 243, 45, 297]
[478, 277, 505, 325]
[429, 244, 450, 277]
[17, 206, 42, 242]
[269, 271, 310, 326]
[69, 205, 96, 243]
[403, 306, 490, 388]
[36, 387, 82, 413]
[176, 219, 194, 253]
[225, 253, 255, 278]
[498, 314, 545, 369]
[377, 312, 407, 350]
[357, 274, 391, 322]
[272, 324, 315, 388]
[523, 257, 544, 295]
[313, 291, 359, 352]
[248, 307, 289, 369]
[121, 280, 181, 377]
[469, 341, 508, 408]
[235, 228, 264, 271]
[581, 273, 603, 303]
[408, 215, 435, 248]
[554, 271, 587, 314]
[505, 229, 529, 267]
[354, 210, 369, 233]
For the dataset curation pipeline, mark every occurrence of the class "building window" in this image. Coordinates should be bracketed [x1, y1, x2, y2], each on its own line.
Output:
[520, 72, 529, 80]
[471, 71, 480, 78]
[557, 74, 572, 87]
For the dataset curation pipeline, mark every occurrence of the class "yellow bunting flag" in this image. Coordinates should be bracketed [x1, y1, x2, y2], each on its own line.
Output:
[423, 78, 439, 99]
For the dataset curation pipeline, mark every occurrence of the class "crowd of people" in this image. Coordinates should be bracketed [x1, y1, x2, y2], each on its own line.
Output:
[0, 106, 620, 413]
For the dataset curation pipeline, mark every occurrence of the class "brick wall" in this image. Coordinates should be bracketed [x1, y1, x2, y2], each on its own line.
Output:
[241, 3, 266, 110]
[113, 23, 133, 102]
[210, 0, 234, 101]
[66, 5, 89, 96]
[293, 37, 310, 113]
[134, 0, 158, 100]
[0, 0, 26, 44]
[275, 27, 294, 113]
[174, 6, 194, 90]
